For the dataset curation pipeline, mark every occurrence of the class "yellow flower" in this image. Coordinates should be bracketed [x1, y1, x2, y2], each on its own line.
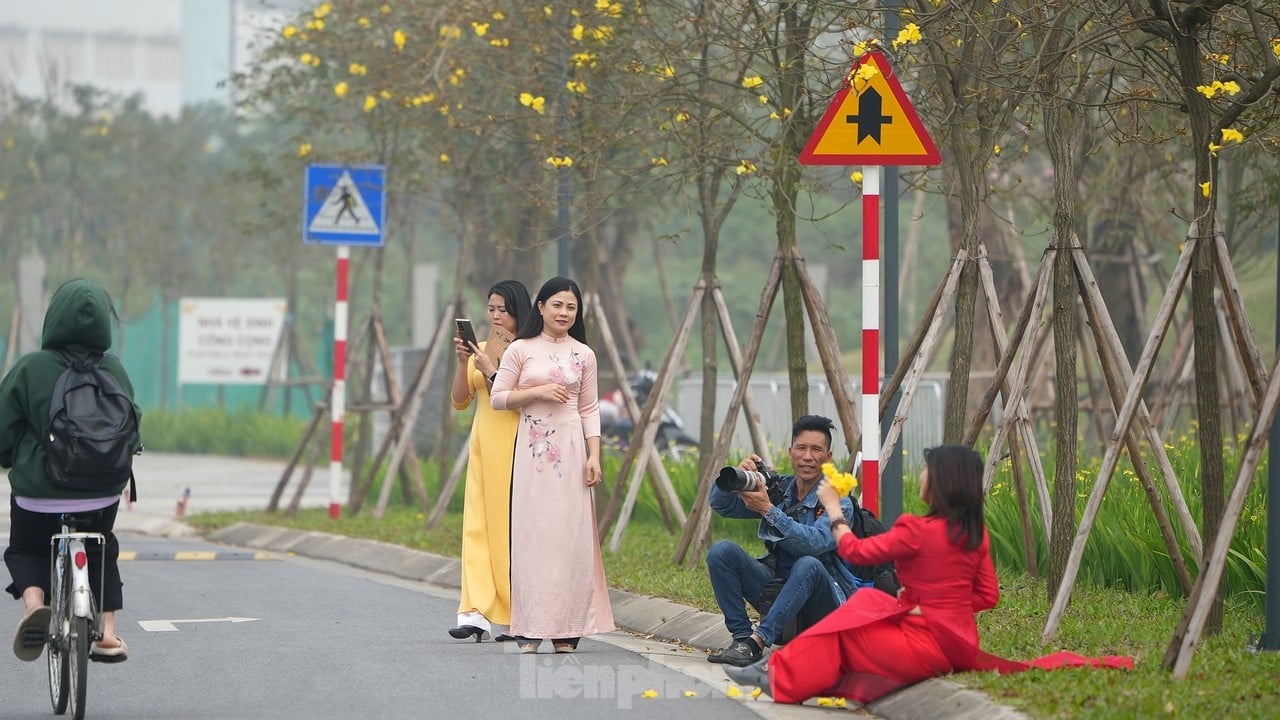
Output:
[853, 41, 871, 57]
[379, 89, 391, 99]
[1221, 127, 1244, 144]
[546, 155, 574, 168]
[851, 170, 863, 185]
[641, 689, 658, 699]
[994, 144, 1001, 155]
[742, 75, 764, 89]
[334, 81, 349, 98]
[571, 52, 598, 68]
[822, 462, 858, 495]
[854, 64, 879, 85]
[736, 160, 756, 175]
[758, 94, 769, 104]
[493, 11, 505, 20]
[893, 22, 923, 50]
[394, 29, 407, 49]
[298, 142, 312, 157]
[379, 3, 391, 15]
[364, 95, 378, 112]
[659, 65, 675, 77]
[650, 156, 668, 166]
[472, 22, 489, 36]
[300, 52, 314, 65]
[1197, 80, 1242, 98]
[282, 25, 298, 39]
[519, 93, 546, 114]
[314, 3, 331, 19]
[567, 80, 586, 93]
[725, 686, 743, 698]
[1205, 52, 1229, 65]
[1199, 181, 1211, 197]
[682, 690, 697, 698]
[817, 697, 835, 707]
[489, 37, 509, 47]
[439, 153, 450, 163]
[572, 24, 585, 40]
[1208, 141, 1222, 156]
[349, 63, 367, 76]
[439, 25, 462, 40]
[674, 111, 690, 123]
[1273, 39, 1280, 60]
[306, 18, 325, 31]
[357, 17, 371, 28]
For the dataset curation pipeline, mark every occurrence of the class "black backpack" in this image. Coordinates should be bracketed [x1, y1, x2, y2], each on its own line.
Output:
[43, 350, 140, 500]
[843, 498, 901, 596]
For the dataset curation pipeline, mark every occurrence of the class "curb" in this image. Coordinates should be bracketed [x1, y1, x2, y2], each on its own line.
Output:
[206, 522, 1028, 720]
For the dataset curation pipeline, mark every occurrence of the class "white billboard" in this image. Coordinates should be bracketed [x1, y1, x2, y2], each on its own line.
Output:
[178, 298, 287, 385]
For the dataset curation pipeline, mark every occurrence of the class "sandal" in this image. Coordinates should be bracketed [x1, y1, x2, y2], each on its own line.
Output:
[13, 605, 51, 662]
[514, 636, 541, 654]
[552, 637, 580, 654]
[90, 636, 128, 663]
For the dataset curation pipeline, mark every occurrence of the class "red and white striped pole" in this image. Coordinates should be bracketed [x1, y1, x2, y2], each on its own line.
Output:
[330, 245, 349, 519]
[861, 166, 881, 516]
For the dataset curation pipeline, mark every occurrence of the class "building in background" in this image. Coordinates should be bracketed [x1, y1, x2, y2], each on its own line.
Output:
[0, 0, 304, 116]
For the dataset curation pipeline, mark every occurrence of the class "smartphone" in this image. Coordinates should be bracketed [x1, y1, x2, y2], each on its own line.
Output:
[455, 318, 479, 352]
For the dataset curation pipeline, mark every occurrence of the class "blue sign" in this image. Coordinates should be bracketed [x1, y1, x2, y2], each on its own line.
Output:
[303, 164, 386, 246]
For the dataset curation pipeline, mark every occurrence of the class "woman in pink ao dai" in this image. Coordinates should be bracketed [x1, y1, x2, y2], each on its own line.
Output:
[490, 276, 615, 654]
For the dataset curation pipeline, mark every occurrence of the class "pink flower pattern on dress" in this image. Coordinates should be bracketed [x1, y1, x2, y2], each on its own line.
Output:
[521, 349, 584, 479]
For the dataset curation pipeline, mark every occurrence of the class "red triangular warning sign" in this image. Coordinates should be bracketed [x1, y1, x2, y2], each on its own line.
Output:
[799, 51, 941, 167]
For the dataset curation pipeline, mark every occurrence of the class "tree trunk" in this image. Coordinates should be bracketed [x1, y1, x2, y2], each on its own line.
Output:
[1173, 22, 1226, 636]
[942, 152, 983, 443]
[774, 0, 812, 421]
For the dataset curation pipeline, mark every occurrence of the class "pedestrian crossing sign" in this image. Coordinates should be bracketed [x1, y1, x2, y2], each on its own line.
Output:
[799, 51, 940, 167]
[303, 164, 386, 246]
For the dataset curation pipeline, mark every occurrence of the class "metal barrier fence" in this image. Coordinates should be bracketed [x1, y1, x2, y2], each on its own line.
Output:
[673, 373, 946, 464]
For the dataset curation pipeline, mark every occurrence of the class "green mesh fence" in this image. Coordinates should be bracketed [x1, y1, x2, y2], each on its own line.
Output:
[113, 294, 332, 417]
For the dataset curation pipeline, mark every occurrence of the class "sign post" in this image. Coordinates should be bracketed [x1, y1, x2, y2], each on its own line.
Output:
[799, 50, 940, 516]
[303, 163, 387, 519]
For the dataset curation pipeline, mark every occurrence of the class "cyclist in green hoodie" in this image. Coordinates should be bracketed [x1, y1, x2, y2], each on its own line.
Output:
[1, 278, 141, 663]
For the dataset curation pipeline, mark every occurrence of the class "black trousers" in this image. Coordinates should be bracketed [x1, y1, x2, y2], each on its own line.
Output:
[4, 495, 123, 611]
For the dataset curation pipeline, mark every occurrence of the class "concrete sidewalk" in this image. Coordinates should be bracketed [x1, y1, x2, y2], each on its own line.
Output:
[2, 453, 1025, 720]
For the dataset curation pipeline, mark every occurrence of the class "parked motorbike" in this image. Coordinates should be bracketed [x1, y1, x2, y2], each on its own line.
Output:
[598, 370, 699, 459]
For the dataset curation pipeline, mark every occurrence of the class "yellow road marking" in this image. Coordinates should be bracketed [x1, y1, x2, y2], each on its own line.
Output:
[174, 551, 218, 560]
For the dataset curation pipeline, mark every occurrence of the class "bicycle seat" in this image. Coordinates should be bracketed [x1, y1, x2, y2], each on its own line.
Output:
[55, 513, 98, 530]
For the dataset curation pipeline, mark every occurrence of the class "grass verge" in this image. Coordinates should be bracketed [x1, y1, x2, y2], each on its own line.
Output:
[187, 507, 1280, 719]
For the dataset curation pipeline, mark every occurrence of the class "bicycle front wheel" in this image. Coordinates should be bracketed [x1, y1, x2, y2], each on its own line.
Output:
[68, 615, 89, 720]
[48, 557, 69, 715]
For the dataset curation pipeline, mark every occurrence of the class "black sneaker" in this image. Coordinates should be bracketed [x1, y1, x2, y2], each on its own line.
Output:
[707, 638, 762, 667]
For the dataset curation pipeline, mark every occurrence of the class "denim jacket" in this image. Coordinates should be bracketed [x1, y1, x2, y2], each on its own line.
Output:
[710, 474, 863, 603]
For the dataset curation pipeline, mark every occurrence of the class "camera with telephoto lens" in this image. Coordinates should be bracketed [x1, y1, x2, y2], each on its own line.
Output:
[716, 458, 786, 506]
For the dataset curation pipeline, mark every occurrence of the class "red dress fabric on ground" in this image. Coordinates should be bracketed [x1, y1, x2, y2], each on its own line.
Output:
[767, 514, 1132, 705]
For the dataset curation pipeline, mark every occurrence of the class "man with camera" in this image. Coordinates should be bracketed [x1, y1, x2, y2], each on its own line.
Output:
[705, 414, 864, 667]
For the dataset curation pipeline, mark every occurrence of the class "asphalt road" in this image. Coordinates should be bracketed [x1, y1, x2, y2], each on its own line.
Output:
[0, 533, 809, 720]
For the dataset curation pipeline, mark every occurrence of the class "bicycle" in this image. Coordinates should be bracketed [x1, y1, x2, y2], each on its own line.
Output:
[46, 514, 106, 720]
